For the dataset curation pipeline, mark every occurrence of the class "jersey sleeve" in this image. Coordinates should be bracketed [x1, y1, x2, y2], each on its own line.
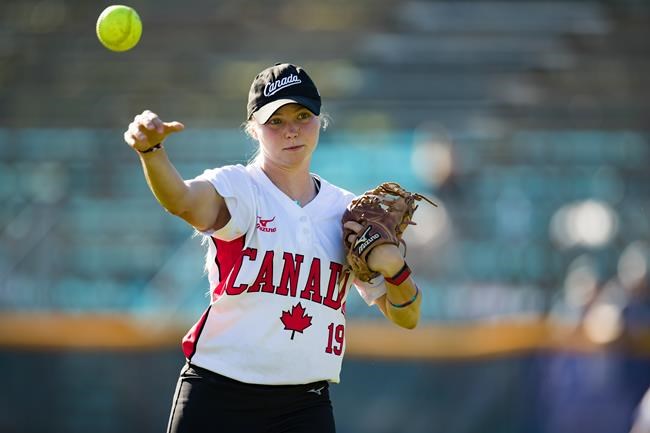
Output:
[353, 276, 387, 306]
[191, 164, 257, 240]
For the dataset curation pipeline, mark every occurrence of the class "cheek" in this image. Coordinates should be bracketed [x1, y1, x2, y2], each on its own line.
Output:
[258, 127, 282, 143]
[303, 119, 321, 137]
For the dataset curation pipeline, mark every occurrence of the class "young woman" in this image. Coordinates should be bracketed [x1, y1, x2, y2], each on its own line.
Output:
[123, 63, 422, 433]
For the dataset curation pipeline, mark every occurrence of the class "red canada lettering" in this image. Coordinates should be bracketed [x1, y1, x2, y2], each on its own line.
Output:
[323, 263, 348, 310]
[222, 250, 347, 312]
[300, 258, 323, 304]
[276, 253, 304, 297]
[225, 248, 257, 295]
[248, 250, 275, 293]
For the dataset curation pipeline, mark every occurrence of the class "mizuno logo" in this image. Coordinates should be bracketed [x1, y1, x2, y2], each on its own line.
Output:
[354, 226, 380, 255]
[264, 74, 301, 96]
[307, 386, 325, 396]
[354, 226, 373, 249]
[256, 216, 277, 232]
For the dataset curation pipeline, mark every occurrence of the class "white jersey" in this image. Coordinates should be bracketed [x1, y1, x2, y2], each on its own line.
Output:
[181, 163, 386, 385]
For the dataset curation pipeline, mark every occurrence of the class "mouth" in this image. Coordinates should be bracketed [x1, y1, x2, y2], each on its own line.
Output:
[284, 145, 305, 151]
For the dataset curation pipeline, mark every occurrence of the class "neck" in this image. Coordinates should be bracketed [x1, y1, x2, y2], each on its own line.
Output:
[259, 159, 316, 206]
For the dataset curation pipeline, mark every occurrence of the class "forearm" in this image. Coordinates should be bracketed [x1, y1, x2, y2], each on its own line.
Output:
[381, 265, 421, 329]
[138, 149, 191, 216]
[364, 243, 422, 329]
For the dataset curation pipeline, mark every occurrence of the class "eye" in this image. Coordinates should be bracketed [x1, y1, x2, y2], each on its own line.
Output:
[297, 111, 312, 121]
[267, 117, 282, 126]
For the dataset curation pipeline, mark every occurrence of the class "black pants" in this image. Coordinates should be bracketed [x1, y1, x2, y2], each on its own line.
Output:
[167, 363, 336, 433]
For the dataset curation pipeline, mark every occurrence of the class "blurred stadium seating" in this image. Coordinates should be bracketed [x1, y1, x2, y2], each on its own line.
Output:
[0, 0, 649, 432]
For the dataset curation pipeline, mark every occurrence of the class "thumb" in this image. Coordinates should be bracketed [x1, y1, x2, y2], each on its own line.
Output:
[163, 121, 185, 134]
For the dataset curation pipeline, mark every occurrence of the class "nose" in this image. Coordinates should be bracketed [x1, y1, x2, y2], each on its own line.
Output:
[285, 121, 299, 139]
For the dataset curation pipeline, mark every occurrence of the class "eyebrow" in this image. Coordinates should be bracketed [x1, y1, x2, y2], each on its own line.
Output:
[272, 107, 310, 118]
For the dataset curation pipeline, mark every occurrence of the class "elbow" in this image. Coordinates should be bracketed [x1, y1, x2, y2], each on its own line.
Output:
[175, 209, 206, 230]
[402, 318, 419, 330]
[165, 189, 195, 218]
[167, 207, 184, 217]
[167, 207, 193, 223]
[166, 196, 193, 219]
[163, 198, 191, 218]
[393, 314, 419, 330]
[166, 207, 199, 228]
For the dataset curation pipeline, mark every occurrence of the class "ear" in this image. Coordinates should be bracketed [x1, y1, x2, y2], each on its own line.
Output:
[245, 121, 260, 141]
[250, 123, 260, 140]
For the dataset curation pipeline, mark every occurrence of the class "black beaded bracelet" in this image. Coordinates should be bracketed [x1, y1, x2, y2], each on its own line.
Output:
[387, 285, 419, 309]
[139, 143, 163, 154]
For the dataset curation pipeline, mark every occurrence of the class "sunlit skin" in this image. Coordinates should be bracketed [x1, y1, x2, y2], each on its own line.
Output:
[248, 103, 322, 208]
[251, 103, 321, 173]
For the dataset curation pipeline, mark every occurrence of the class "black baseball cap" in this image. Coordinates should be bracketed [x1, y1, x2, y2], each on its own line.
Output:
[247, 63, 321, 124]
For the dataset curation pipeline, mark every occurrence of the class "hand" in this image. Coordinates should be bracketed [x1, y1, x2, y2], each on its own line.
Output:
[124, 110, 185, 153]
[343, 221, 405, 276]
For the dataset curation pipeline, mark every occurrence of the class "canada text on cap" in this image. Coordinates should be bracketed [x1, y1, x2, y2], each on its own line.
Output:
[247, 63, 321, 124]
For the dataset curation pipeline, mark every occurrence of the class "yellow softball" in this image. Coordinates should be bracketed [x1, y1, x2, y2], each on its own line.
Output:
[96, 5, 142, 52]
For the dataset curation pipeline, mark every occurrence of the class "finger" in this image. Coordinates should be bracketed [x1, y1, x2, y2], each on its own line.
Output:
[151, 117, 164, 133]
[163, 121, 185, 133]
[123, 131, 135, 146]
[129, 123, 145, 138]
[127, 131, 143, 146]
[138, 122, 155, 134]
[143, 118, 158, 131]
[128, 124, 141, 138]
[135, 111, 155, 126]
[347, 233, 356, 245]
[343, 221, 364, 233]
[132, 129, 146, 142]
[140, 110, 158, 123]
[141, 111, 162, 130]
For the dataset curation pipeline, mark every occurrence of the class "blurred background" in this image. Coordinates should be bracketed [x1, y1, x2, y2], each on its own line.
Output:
[1, 0, 649, 432]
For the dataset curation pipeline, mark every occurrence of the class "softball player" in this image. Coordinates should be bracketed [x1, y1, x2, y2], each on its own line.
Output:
[124, 63, 423, 433]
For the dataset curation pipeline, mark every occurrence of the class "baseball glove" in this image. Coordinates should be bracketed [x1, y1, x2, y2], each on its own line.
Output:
[342, 182, 437, 282]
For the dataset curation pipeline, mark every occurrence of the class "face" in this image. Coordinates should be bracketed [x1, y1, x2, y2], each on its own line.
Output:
[253, 103, 321, 170]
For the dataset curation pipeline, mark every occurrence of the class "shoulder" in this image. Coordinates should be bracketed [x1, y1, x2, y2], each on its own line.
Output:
[190, 164, 259, 200]
[198, 163, 250, 180]
[192, 164, 257, 188]
[315, 175, 357, 208]
[317, 176, 356, 202]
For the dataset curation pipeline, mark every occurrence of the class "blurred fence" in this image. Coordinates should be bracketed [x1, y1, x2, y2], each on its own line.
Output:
[1, 127, 649, 322]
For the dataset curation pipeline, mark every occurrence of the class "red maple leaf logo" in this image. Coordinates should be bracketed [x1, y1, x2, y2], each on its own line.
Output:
[280, 302, 313, 340]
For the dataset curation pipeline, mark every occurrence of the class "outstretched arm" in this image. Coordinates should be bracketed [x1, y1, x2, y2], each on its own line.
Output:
[123, 110, 230, 232]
